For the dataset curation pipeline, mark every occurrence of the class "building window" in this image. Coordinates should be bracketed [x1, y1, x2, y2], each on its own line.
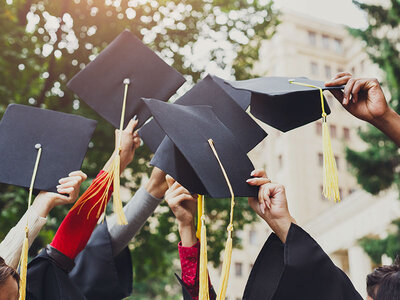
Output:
[249, 230, 257, 245]
[308, 31, 317, 45]
[322, 35, 330, 49]
[339, 188, 343, 199]
[324, 65, 332, 79]
[343, 127, 350, 140]
[318, 153, 323, 167]
[316, 122, 322, 135]
[335, 155, 340, 170]
[311, 62, 318, 75]
[235, 262, 243, 277]
[333, 38, 343, 53]
[330, 124, 337, 138]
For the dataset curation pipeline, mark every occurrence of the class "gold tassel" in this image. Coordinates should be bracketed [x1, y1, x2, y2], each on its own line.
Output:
[18, 144, 42, 300]
[216, 228, 233, 300]
[198, 195, 210, 300]
[71, 79, 132, 224]
[196, 194, 203, 239]
[289, 80, 340, 202]
[207, 139, 235, 300]
[18, 228, 29, 300]
[322, 118, 340, 202]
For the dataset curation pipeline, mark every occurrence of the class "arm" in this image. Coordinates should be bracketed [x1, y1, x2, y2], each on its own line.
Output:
[165, 176, 216, 300]
[0, 173, 86, 269]
[247, 169, 296, 243]
[325, 73, 400, 147]
[107, 167, 168, 256]
[50, 118, 140, 260]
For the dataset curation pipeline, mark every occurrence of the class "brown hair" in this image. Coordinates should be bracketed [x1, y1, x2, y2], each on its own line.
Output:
[366, 256, 400, 300]
[0, 257, 19, 287]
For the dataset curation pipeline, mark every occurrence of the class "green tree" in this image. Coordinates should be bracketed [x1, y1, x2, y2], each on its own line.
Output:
[0, 0, 279, 297]
[348, 0, 400, 263]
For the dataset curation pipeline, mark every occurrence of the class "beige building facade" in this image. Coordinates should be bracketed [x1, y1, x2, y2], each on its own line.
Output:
[208, 10, 399, 300]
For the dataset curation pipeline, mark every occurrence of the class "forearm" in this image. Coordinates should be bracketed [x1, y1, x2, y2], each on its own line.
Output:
[108, 187, 162, 256]
[371, 108, 400, 147]
[0, 207, 47, 269]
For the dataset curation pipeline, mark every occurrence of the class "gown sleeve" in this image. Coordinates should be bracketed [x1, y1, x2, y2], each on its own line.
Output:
[242, 223, 363, 300]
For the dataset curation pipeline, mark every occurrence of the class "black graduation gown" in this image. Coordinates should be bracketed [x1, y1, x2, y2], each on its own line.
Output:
[242, 223, 363, 300]
[175, 272, 217, 300]
[27, 222, 133, 300]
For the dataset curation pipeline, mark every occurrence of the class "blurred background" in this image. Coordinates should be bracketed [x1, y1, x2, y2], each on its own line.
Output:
[0, 0, 399, 299]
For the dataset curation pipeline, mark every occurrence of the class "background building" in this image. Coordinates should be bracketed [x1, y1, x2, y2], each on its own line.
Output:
[208, 9, 399, 300]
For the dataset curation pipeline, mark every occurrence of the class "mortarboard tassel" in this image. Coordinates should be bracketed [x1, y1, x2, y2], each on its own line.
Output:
[71, 79, 131, 225]
[208, 139, 235, 300]
[289, 80, 340, 202]
[18, 144, 42, 300]
[198, 195, 210, 300]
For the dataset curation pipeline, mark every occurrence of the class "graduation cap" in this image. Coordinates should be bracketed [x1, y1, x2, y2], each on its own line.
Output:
[0, 104, 96, 192]
[226, 76, 343, 202]
[67, 29, 185, 129]
[143, 99, 258, 300]
[67, 30, 185, 225]
[0, 104, 97, 299]
[139, 75, 265, 153]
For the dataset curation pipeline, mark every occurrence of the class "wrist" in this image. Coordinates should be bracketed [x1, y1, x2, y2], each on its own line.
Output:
[370, 107, 397, 129]
[266, 215, 296, 243]
[178, 222, 197, 247]
[145, 170, 168, 199]
[32, 195, 55, 218]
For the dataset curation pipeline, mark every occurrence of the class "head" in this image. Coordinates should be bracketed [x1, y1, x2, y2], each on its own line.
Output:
[0, 257, 19, 300]
[366, 257, 400, 300]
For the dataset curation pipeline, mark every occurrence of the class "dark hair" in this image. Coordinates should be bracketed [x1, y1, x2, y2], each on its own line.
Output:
[367, 256, 400, 300]
[0, 257, 20, 288]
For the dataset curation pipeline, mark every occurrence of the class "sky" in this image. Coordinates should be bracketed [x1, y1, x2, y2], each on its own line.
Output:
[274, 0, 368, 28]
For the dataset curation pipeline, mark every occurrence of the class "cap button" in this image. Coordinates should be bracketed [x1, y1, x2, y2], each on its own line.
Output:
[123, 78, 130, 85]
[35, 143, 42, 149]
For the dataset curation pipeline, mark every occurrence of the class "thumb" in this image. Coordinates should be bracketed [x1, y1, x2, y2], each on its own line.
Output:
[166, 175, 175, 188]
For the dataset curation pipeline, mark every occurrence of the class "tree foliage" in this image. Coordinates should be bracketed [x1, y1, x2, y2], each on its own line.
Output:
[349, 0, 400, 264]
[0, 0, 279, 297]
[346, 0, 400, 196]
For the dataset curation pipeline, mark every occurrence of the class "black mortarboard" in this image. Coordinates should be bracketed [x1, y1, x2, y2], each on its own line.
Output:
[143, 99, 258, 198]
[139, 75, 266, 153]
[67, 30, 185, 129]
[242, 224, 363, 300]
[0, 104, 97, 192]
[225, 76, 343, 132]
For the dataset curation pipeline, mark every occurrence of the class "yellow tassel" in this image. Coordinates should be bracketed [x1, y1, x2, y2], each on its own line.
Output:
[18, 228, 29, 300]
[18, 145, 42, 299]
[289, 80, 340, 202]
[112, 153, 127, 225]
[216, 228, 233, 300]
[322, 119, 340, 202]
[196, 194, 203, 240]
[198, 195, 209, 300]
[207, 139, 235, 300]
[71, 79, 131, 224]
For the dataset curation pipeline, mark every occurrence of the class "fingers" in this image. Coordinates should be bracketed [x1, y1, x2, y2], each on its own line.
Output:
[343, 78, 356, 105]
[325, 72, 352, 86]
[57, 178, 79, 189]
[246, 177, 271, 186]
[56, 186, 75, 195]
[250, 169, 267, 178]
[165, 175, 176, 188]
[351, 79, 368, 104]
[68, 170, 87, 180]
[124, 116, 139, 134]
